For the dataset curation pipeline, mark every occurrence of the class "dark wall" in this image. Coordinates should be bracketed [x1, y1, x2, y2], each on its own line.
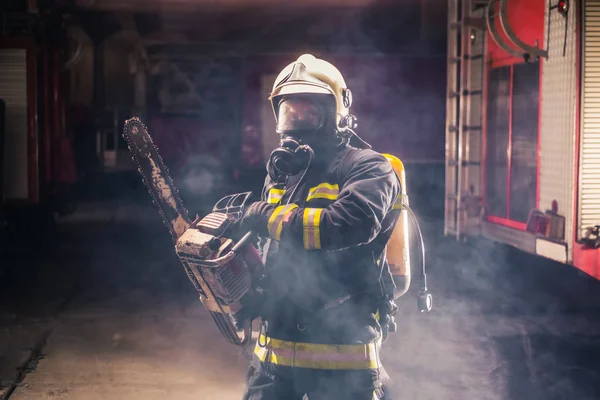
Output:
[86, 2, 449, 217]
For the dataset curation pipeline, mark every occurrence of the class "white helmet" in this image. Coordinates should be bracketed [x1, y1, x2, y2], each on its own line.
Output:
[269, 54, 357, 134]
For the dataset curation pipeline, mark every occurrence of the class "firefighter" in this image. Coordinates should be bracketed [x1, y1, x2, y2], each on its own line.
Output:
[234, 54, 404, 400]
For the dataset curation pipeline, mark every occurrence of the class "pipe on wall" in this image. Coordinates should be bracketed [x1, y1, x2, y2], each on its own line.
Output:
[0, 99, 5, 203]
[42, 44, 53, 187]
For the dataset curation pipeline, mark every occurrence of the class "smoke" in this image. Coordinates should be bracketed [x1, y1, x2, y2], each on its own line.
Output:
[33, 6, 597, 397]
[176, 153, 229, 217]
[179, 155, 222, 197]
[375, 214, 600, 400]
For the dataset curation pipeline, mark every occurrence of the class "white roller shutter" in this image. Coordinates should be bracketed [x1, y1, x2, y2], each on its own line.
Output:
[539, 0, 578, 254]
[579, 1, 600, 237]
[0, 48, 29, 200]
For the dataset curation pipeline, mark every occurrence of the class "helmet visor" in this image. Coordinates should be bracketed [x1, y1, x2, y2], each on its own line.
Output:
[276, 97, 324, 133]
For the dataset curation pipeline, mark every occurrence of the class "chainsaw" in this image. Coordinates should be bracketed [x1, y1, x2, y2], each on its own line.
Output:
[122, 117, 264, 346]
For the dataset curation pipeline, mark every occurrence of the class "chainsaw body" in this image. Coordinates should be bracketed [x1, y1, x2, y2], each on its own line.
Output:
[175, 193, 264, 346]
[122, 118, 263, 347]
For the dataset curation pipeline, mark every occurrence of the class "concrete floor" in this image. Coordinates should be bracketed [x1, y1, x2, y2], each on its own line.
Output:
[1, 200, 600, 400]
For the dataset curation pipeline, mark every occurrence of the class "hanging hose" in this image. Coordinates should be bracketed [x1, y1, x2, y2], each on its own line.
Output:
[404, 202, 433, 313]
[405, 203, 427, 292]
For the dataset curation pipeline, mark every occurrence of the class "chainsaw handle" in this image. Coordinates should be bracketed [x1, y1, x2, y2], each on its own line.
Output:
[201, 231, 255, 267]
[230, 231, 254, 253]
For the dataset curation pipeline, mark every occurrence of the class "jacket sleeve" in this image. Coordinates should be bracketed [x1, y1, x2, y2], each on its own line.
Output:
[266, 150, 401, 251]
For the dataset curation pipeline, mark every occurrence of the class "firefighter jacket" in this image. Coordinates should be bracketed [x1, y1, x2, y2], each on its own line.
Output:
[251, 144, 402, 369]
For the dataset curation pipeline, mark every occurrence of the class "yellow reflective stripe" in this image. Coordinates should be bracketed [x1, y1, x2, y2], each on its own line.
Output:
[306, 183, 339, 202]
[267, 188, 285, 204]
[392, 193, 408, 210]
[303, 208, 323, 249]
[267, 204, 298, 240]
[254, 334, 382, 370]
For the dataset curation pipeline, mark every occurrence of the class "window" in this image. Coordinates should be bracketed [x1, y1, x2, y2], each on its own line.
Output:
[484, 62, 540, 226]
[485, 66, 511, 219]
[510, 63, 539, 223]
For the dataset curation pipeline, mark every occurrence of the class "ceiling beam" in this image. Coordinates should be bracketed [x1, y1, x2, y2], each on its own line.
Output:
[75, 0, 397, 13]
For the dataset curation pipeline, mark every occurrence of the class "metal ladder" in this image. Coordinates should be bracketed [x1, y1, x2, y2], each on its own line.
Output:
[444, 0, 487, 240]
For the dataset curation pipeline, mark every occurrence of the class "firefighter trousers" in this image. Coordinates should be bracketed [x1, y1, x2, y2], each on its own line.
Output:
[241, 333, 391, 400]
[242, 361, 390, 400]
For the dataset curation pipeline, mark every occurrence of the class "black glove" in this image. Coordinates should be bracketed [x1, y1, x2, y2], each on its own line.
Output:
[231, 288, 266, 331]
[237, 201, 275, 237]
[378, 298, 398, 341]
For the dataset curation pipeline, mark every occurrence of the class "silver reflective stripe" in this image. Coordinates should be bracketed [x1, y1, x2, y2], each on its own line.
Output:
[303, 208, 323, 249]
[306, 183, 339, 201]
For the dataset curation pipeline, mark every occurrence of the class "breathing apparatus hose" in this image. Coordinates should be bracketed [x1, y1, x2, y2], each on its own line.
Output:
[405, 204, 427, 290]
[404, 202, 432, 312]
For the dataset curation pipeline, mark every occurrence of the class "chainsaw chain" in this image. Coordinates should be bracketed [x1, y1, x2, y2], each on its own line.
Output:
[122, 117, 191, 242]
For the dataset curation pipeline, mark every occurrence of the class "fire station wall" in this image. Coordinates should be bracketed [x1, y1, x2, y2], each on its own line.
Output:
[69, 33, 134, 108]
[104, 38, 134, 107]
[539, 1, 578, 257]
[0, 47, 29, 201]
[68, 28, 94, 106]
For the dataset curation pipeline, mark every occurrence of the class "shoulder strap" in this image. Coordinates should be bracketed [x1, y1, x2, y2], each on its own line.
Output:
[378, 250, 397, 299]
[336, 146, 363, 184]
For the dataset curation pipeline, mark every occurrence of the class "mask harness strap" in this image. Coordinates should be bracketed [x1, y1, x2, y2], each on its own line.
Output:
[282, 148, 314, 206]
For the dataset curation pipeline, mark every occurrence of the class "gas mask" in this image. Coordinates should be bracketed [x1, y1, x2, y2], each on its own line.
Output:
[267, 95, 336, 181]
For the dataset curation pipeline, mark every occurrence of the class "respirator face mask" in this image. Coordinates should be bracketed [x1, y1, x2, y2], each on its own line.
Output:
[268, 96, 334, 180]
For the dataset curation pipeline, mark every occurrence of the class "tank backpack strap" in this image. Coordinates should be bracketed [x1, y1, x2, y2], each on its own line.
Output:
[378, 249, 397, 299]
[336, 145, 363, 184]
[336, 146, 398, 298]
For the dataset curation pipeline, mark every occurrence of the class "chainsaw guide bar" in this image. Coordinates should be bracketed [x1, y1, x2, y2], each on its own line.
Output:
[122, 117, 191, 242]
[122, 117, 257, 348]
